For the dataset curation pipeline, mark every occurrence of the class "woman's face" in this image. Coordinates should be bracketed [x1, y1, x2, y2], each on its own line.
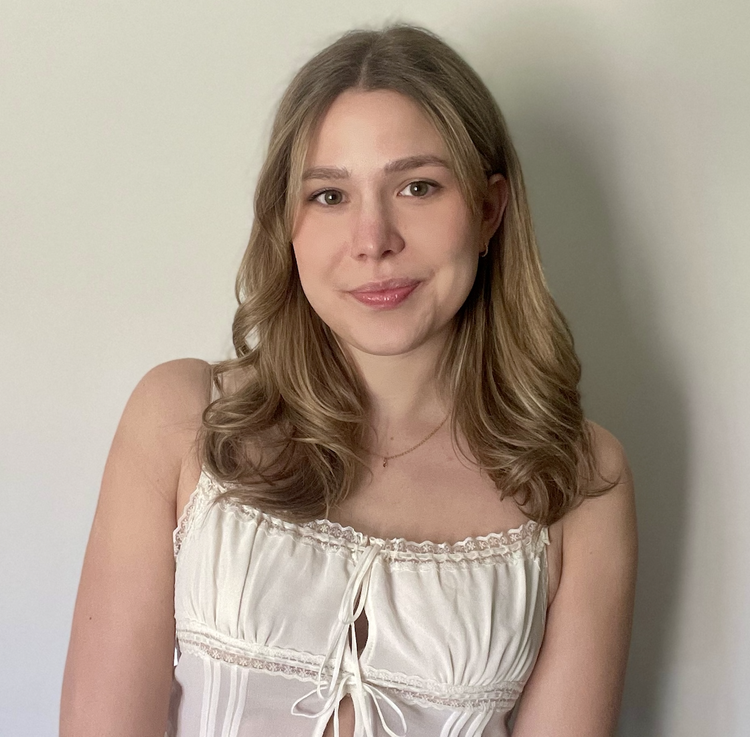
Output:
[291, 88, 503, 360]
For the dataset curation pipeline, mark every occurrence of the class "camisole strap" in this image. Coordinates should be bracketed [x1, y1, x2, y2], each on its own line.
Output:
[173, 367, 223, 559]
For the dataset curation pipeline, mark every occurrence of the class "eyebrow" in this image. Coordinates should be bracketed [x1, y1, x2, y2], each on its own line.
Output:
[301, 154, 452, 182]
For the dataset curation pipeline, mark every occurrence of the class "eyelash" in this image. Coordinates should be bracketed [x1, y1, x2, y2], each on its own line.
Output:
[307, 180, 441, 206]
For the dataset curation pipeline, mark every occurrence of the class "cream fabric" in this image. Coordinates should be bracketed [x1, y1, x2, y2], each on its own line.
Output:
[166, 468, 549, 737]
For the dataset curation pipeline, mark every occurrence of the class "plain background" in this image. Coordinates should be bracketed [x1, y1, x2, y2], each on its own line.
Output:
[1, 1, 748, 735]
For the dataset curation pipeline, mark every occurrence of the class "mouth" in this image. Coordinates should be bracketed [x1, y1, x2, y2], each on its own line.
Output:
[347, 278, 421, 309]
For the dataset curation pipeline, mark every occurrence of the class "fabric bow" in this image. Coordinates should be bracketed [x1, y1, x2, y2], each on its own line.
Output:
[290, 541, 407, 736]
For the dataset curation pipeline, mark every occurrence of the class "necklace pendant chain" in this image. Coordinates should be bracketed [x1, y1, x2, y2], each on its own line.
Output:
[380, 413, 449, 468]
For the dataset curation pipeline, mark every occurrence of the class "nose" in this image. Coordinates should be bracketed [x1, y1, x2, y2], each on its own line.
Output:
[350, 194, 405, 260]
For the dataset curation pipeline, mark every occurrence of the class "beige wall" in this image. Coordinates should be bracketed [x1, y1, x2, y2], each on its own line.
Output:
[1, 1, 747, 734]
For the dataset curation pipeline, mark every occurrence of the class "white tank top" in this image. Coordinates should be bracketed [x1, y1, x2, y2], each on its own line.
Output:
[166, 468, 549, 737]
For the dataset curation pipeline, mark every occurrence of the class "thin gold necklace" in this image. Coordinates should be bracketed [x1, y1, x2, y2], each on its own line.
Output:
[379, 414, 449, 468]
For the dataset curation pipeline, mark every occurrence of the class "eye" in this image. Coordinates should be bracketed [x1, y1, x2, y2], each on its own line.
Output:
[309, 189, 344, 206]
[307, 180, 440, 206]
[399, 180, 440, 197]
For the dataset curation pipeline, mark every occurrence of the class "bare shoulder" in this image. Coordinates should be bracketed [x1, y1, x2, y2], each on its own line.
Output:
[562, 420, 637, 543]
[134, 357, 213, 421]
[585, 419, 633, 488]
[166, 360, 257, 520]
[59, 357, 213, 735]
[130, 358, 212, 437]
[511, 420, 638, 736]
[117, 358, 213, 505]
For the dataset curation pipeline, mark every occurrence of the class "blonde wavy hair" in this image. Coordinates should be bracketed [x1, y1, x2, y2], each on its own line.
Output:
[198, 22, 615, 526]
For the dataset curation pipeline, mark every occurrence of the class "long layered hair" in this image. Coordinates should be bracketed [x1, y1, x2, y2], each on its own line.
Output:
[198, 23, 615, 526]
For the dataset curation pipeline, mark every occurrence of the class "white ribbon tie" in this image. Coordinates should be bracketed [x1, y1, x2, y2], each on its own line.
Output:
[290, 541, 407, 737]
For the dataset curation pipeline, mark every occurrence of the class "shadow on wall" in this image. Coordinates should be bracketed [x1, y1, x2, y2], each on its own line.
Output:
[463, 9, 690, 737]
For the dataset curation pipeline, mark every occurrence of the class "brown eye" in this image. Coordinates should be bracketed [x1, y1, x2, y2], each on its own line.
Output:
[400, 181, 439, 197]
[310, 189, 343, 206]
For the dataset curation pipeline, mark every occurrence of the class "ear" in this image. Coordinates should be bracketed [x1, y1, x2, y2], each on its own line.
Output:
[480, 173, 509, 247]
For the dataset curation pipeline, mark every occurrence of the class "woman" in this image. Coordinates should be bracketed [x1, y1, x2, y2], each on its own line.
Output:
[61, 23, 638, 737]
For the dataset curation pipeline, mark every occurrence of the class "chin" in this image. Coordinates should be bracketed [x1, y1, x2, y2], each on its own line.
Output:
[352, 340, 421, 357]
[333, 323, 442, 358]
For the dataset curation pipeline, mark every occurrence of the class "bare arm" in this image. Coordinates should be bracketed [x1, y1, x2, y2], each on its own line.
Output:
[60, 358, 211, 737]
[511, 422, 638, 737]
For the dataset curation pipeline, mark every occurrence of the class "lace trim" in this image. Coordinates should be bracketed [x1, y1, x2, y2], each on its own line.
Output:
[177, 623, 523, 711]
[180, 639, 325, 682]
[380, 546, 547, 571]
[177, 623, 331, 682]
[381, 684, 521, 712]
[173, 475, 215, 558]
[362, 666, 523, 701]
[173, 494, 198, 558]
[174, 469, 549, 564]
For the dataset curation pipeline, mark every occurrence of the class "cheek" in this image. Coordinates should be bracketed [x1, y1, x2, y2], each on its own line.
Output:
[292, 225, 335, 286]
[292, 212, 347, 273]
[433, 232, 481, 311]
[447, 258, 480, 312]
[292, 248, 320, 303]
[437, 222, 480, 276]
[426, 198, 478, 260]
[292, 240, 343, 316]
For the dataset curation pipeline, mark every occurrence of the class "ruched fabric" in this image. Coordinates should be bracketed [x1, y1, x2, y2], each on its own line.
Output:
[166, 468, 549, 737]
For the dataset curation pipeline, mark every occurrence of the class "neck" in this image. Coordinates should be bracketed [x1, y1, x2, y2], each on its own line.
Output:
[345, 332, 452, 453]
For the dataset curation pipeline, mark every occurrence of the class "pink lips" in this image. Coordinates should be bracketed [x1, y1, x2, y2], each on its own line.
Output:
[348, 278, 421, 309]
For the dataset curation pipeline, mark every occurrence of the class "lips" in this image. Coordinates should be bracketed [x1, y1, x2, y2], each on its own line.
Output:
[348, 278, 421, 309]
[350, 278, 421, 292]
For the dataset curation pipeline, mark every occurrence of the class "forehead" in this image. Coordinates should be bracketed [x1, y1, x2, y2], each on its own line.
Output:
[303, 89, 449, 169]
